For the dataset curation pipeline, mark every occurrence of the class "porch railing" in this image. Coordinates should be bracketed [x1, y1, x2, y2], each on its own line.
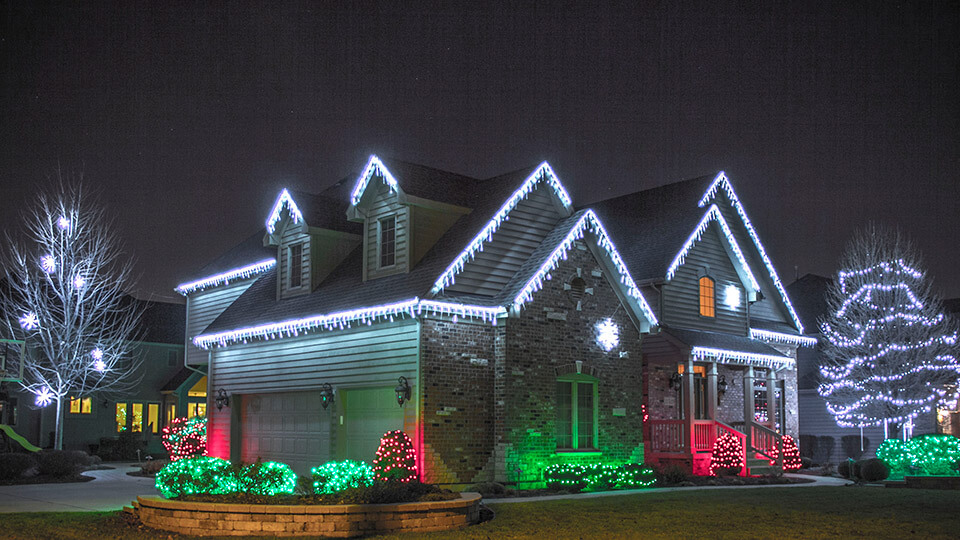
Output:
[649, 419, 684, 453]
[749, 421, 783, 469]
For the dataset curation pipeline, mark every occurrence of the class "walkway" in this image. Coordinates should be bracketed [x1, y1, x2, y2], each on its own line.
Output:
[485, 473, 851, 504]
[0, 463, 160, 513]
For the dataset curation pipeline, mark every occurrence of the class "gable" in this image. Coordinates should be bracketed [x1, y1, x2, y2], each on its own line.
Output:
[660, 222, 749, 334]
[698, 173, 804, 332]
[266, 189, 304, 235]
[431, 162, 572, 295]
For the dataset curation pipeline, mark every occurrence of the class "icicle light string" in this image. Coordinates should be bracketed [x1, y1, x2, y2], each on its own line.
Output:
[175, 259, 277, 295]
[666, 204, 760, 292]
[265, 189, 304, 234]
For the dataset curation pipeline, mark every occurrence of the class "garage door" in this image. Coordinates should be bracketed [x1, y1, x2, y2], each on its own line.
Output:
[241, 391, 329, 475]
[341, 387, 407, 463]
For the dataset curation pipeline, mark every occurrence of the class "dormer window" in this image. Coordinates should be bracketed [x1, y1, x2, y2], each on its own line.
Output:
[379, 216, 396, 268]
[699, 276, 715, 317]
[289, 243, 303, 288]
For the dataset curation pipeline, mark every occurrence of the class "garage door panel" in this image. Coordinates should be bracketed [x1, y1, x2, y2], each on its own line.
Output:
[241, 391, 329, 475]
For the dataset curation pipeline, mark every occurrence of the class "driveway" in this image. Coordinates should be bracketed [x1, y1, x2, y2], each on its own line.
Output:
[0, 463, 160, 513]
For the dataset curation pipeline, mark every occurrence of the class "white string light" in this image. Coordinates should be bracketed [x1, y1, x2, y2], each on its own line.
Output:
[596, 318, 619, 351]
[349, 155, 402, 206]
[666, 204, 760, 292]
[749, 329, 818, 347]
[691, 346, 794, 369]
[176, 259, 277, 295]
[34, 387, 54, 407]
[265, 189, 304, 234]
[19, 312, 39, 331]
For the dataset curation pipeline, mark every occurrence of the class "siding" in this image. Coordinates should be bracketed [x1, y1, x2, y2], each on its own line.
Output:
[279, 227, 311, 299]
[185, 281, 256, 366]
[365, 183, 409, 280]
[210, 319, 420, 394]
[661, 223, 748, 334]
[446, 184, 562, 297]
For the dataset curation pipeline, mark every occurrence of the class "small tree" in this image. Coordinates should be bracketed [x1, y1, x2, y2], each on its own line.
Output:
[768, 435, 802, 471]
[162, 416, 207, 461]
[818, 225, 960, 437]
[709, 431, 744, 476]
[1, 180, 143, 449]
[373, 430, 417, 482]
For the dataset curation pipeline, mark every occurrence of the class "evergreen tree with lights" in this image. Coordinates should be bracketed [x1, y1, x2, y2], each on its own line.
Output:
[373, 430, 418, 482]
[818, 225, 960, 438]
[710, 431, 744, 476]
[768, 434, 802, 471]
[1, 179, 144, 449]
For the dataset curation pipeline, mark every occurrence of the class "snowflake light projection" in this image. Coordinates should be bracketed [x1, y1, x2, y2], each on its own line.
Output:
[595, 318, 619, 351]
[57, 216, 70, 230]
[73, 273, 86, 289]
[40, 254, 56, 273]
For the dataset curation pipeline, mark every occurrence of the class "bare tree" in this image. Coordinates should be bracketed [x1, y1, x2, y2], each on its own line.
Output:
[1, 178, 143, 449]
[818, 224, 960, 438]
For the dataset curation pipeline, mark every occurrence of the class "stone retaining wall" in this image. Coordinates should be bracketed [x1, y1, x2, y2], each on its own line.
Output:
[136, 493, 482, 537]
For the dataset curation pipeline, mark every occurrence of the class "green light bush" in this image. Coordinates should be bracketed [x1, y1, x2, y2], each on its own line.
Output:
[155, 456, 238, 498]
[239, 461, 297, 495]
[877, 435, 960, 477]
[617, 463, 657, 489]
[543, 463, 656, 492]
[311, 460, 375, 494]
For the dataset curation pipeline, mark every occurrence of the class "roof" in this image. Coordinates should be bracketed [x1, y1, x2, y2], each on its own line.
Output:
[184, 230, 275, 286]
[584, 175, 716, 283]
[137, 299, 185, 345]
[203, 163, 546, 334]
[785, 274, 833, 334]
[287, 190, 362, 235]
[662, 327, 790, 359]
[160, 367, 196, 392]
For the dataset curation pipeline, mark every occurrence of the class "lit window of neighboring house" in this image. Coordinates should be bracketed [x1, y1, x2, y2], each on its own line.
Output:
[116, 403, 127, 432]
[556, 375, 599, 451]
[132, 403, 144, 432]
[699, 276, 715, 317]
[289, 243, 303, 288]
[148, 403, 160, 434]
[379, 216, 396, 268]
[69, 396, 92, 414]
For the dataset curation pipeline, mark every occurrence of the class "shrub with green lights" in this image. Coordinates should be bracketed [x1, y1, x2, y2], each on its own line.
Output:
[155, 456, 238, 498]
[878, 435, 960, 477]
[238, 461, 298, 496]
[543, 463, 656, 492]
[373, 430, 418, 483]
[161, 416, 207, 462]
[311, 460, 375, 494]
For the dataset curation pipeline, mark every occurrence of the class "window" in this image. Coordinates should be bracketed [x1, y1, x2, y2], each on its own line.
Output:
[116, 403, 127, 432]
[165, 403, 177, 424]
[0, 397, 18, 425]
[677, 365, 707, 420]
[132, 403, 144, 432]
[289, 243, 303, 288]
[556, 375, 598, 450]
[69, 396, 92, 414]
[753, 378, 785, 431]
[699, 276, 715, 317]
[167, 350, 179, 367]
[187, 402, 206, 418]
[148, 403, 160, 434]
[379, 216, 396, 268]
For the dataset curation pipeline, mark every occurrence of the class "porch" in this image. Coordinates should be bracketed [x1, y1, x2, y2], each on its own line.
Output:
[642, 328, 795, 476]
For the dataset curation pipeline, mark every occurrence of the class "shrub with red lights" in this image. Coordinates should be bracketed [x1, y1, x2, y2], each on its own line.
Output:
[162, 416, 207, 462]
[373, 430, 417, 483]
[709, 431, 744, 476]
[768, 434, 802, 471]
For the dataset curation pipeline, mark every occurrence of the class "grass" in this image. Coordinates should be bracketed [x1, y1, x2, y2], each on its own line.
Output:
[1, 486, 959, 539]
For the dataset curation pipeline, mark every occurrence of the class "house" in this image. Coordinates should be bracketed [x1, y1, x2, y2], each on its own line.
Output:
[789, 274, 958, 463]
[0, 298, 192, 456]
[182, 156, 810, 483]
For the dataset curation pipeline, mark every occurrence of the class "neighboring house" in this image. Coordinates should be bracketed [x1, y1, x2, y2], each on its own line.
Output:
[787, 274, 956, 463]
[181, 156, 810, 483]
[0, 298, 192, 456]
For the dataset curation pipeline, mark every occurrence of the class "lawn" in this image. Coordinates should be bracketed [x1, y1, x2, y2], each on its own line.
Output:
[2, 486, 958, 540]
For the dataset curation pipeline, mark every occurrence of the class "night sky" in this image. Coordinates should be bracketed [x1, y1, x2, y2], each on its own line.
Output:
[2, 1, 958, 303]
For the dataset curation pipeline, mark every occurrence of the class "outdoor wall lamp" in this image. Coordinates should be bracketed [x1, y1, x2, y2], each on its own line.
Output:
[717, 375, 728, 395]
[395, 376, 411, 407]
[215, 388, 230, 411]
[319, 383, 333, 410]
[669, 372, 682, 390]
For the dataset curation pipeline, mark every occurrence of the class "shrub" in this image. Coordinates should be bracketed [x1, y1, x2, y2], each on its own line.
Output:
[36, 450, 81, 477]
[767, 435, 802, 471]
[710, 431, 744, 476]
[139, 459, 169, 476]
[155, 456, 237, 498]
[799, 434, 817, 460]
[655, 464, 691, 485]
[469, 482, 506, 496]
[373, 430, 417, 483]
[842, 435, 868, 460]
[876, 438, 910, 476]
[0, 453, 37, 481]
[815, 436, 835, 465]
[618, 463, 656, 489]
[311, 460, 375, 494]
[837, 460, 851, 478]
[97, 431, 147, 461]
[858, 458, 890, 482]
[906, 434, 960, 476]
[543, 463, 588, 492]
[800, 456, 813, 469]
[162, 416, 207, 461]
[238, 462, 297, 496]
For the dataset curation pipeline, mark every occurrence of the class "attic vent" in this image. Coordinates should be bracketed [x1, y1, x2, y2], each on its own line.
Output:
[567, 277, 587, 302]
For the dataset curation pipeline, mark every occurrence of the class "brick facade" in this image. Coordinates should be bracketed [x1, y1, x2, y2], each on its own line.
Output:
[420, 243, 646, 486]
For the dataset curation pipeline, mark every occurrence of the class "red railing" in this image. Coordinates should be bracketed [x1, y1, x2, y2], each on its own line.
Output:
[749, 422, 783, 468]
[692, 420, 716, 452]
[649, 420, 684, 453]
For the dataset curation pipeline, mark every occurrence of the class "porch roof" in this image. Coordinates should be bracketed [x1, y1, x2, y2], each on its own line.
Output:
[659, 327, 794, 369]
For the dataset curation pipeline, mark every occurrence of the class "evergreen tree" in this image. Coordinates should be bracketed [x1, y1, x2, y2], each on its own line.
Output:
[818, 225, 960, 437]
[373, 430, 417, 482]
[710, 431, 744, 476]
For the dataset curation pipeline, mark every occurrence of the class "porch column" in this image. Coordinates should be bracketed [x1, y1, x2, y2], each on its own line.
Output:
[706, 362, 718, 421]
[766, 368, 778, 429]
[743, 365, 754, 450]
[684, 354, 695, 454]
